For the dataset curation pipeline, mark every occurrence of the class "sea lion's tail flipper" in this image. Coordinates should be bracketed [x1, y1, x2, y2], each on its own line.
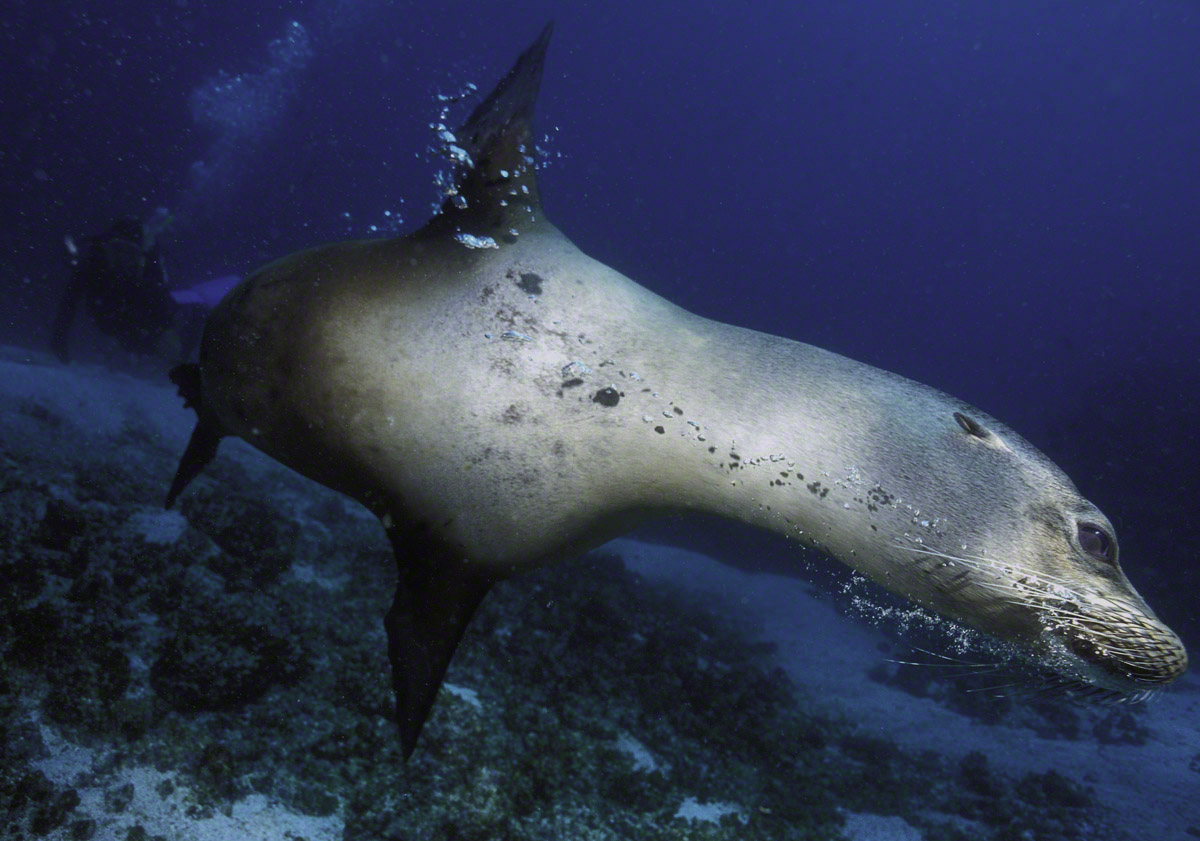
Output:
[165, 363, 225, 508]
[385, 532, 493, 759]
[434, 21, 554, 228]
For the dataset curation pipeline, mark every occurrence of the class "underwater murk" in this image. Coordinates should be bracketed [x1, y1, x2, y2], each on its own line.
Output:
[2, 2, 1198, 841]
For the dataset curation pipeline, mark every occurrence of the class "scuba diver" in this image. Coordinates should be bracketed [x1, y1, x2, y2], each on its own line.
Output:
[50, 209, 204, 364]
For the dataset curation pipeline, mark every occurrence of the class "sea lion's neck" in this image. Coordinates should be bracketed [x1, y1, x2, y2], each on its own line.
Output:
[648, 323, 900, 562]
[510, 225, 919, 572]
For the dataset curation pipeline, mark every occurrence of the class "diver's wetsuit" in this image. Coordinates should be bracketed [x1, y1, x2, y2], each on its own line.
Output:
[51, 221, 179, 363]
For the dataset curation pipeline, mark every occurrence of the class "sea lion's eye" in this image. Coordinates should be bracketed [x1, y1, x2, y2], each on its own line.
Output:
[1077, 523, 1115, 562]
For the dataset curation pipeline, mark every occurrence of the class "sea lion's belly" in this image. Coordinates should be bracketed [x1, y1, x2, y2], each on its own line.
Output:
[200, 238, 675, 568]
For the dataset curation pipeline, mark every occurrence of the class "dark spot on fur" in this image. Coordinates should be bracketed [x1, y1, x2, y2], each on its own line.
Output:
[562, 378, 584, 389]
[479, 285, 495, 303]
[654, 426, 665, 434]
[672, 406, 684, 415]
[592, 388, 620, 407]
[730, 452, 741, 461]
[708, 446, 717, 453]
[516, 272, 545, 295]
[641, 388, 651, 393]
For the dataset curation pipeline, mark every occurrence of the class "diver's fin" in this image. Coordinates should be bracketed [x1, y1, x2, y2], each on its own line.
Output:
[384, 531, 493, 759]
[165, 363, 225, 508]
[432, 21, 554, 234]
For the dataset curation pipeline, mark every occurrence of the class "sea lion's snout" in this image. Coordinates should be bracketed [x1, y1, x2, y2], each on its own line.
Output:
[1040, 598, 1188, 697]
[1067, 614, 1186, 686]
[893, 531, 1187, 699]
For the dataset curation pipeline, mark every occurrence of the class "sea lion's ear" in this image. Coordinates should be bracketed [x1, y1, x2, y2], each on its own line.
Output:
[433, 22, 554, 234]
[953, 411, 990, 439]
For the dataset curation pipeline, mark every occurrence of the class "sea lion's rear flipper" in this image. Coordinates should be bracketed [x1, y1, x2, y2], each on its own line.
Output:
[165, 363, 225, 508]
[385, 532, 493, 759]
[431, 21, 554, 232]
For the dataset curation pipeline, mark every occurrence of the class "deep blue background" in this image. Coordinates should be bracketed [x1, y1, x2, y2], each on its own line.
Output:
[2, 0, 1196, 644]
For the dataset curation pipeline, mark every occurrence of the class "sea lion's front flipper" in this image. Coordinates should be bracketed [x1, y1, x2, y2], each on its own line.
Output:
[165, 363, 225, 508]
[431, 21, 553, 233]
[385, 532, 493, 759]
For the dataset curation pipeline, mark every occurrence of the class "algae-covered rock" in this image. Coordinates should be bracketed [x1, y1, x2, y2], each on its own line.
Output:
[150, 598, 308, 712]
[180, 490, 301, 585]
[43, 635, 131, 731]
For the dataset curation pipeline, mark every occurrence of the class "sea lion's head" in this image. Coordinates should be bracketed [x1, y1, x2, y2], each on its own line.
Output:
[865, 407, 1187, 699]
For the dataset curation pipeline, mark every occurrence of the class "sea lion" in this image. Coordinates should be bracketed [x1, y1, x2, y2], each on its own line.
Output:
[167, 23, 1187, 758]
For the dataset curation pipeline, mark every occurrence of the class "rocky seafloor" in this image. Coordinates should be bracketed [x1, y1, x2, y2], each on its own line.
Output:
[0, 348, 1171, 840]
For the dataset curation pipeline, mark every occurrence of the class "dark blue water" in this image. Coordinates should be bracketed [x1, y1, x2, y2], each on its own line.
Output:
[2, 1, 1198, 838]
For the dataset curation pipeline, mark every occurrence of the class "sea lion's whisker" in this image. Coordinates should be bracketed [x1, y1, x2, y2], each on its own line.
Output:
[884, 659, 999, 678]
[906, 545, 1114, 604]
[884, 656, 982, 668]
[904, 546, 1154, 625]
[898, 544, 1084, 595]
[942, 667, 1003, 680]
[1021, 603, 1101, 623]
[1024, 610, 1155, 652]
[964, 681, 1027, 695]
[901, 643, 994, 667]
